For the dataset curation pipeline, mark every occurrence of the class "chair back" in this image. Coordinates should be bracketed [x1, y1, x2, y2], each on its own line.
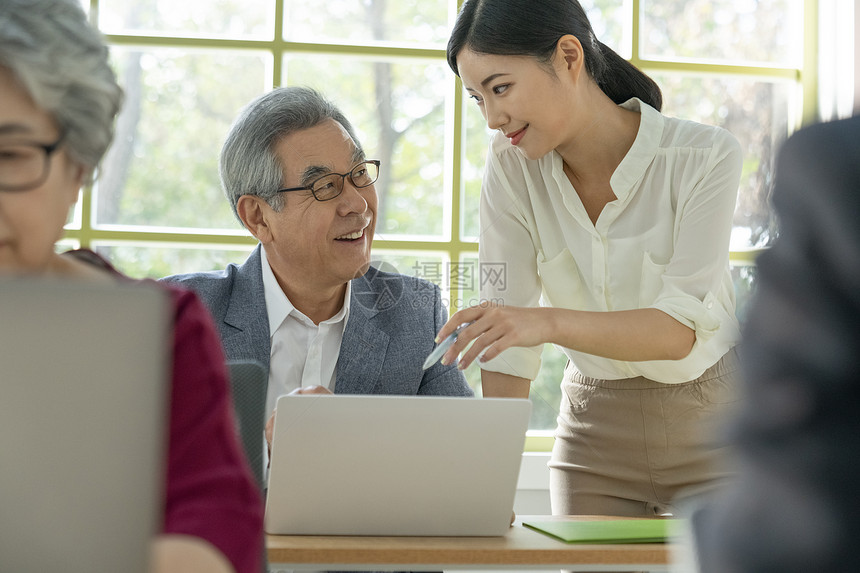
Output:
[227, 360, 267, 490]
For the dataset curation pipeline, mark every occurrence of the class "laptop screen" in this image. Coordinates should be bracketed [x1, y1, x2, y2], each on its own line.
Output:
[0, 279, 170, 572]
[265, 394, 530, 536]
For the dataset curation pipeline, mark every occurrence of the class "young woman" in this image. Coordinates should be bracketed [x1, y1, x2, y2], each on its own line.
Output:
[438, 0, 743, 517]
[0, 1, 264, 570]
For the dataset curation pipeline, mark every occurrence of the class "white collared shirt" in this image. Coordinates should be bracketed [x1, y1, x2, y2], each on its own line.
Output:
[260, 246, 350, 419]
[478, 98, 742, 384]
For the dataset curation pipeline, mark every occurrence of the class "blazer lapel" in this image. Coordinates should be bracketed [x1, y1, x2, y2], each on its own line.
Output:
[221, 245, 272, 371]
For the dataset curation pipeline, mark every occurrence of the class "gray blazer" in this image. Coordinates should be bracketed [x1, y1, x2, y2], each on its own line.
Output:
[162, 245, 472, 397]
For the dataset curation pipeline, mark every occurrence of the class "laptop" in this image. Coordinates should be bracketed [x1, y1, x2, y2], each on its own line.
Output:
[0, 278, 170, 572]
[265, 394, 531, 536]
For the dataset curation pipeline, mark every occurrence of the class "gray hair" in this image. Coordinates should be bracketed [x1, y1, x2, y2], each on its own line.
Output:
[0, 0, 122, 180]
[220, 86, 363, 222]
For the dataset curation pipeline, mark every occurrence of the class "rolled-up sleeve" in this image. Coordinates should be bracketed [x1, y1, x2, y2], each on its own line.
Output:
[650, 129, 742, 346]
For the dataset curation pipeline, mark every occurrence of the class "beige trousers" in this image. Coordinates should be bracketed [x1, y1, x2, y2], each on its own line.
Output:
[549, 348, 740, 517]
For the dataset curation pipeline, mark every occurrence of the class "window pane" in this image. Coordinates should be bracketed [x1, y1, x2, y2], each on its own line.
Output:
[65, 190, 83, 230]
[461, 94, 492, 241]
[448, 257, 482, 310]
[732, 262, 758, 325]
[456, 252, 486, 401]
[98, 48, 269, 230]
[653, 73, 796, 249]
[99, 0, 275, 40]
[528, 345, 567, 430]
[641, 0, 803, 66]
[456, 252, 509, 313]
[284, 0, 451, 47]
[94, 243, 254, 279]
[582, 0, 631, 59]
[284, 56, 451, 239]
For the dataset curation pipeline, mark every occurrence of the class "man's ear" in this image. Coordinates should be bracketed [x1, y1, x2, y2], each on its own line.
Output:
[236, 195, 274, 244]
[555, 34, 585, 80]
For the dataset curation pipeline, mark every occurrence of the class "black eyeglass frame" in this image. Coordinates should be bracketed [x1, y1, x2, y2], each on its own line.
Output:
[275, 159, 381, 202]
[0, 134, 67, 192]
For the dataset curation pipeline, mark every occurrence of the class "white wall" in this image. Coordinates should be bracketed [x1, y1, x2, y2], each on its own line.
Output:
[513, 452, 552, 516]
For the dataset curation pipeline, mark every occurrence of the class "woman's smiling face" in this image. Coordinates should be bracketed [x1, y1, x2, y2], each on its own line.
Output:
[457, 47, 578, 161]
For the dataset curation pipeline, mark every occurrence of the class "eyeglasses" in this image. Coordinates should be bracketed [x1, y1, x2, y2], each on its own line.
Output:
[0, 134, 66, 192]
[276, 159, 381, 202]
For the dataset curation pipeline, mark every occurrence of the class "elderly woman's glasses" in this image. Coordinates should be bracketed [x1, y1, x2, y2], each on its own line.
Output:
[0, 135, 66, 192]
[276, 159, 381, 202]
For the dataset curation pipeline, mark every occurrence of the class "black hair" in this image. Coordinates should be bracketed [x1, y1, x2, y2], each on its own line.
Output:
[446, 0, 662, 111]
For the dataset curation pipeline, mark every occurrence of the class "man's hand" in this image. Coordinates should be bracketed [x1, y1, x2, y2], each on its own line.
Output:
[265, 386, 333, 454]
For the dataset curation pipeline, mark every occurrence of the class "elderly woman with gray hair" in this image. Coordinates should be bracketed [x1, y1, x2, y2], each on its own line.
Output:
[0, 1, 264, 571]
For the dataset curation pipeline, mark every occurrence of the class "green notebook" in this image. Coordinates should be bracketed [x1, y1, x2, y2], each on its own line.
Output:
[523, 519, 678, 544]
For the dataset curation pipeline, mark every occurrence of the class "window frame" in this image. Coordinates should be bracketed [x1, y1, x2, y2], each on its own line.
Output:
[68, 0, 819, 450]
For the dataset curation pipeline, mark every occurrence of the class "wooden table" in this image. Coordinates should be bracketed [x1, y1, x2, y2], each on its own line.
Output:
[266, 516, 673, 572]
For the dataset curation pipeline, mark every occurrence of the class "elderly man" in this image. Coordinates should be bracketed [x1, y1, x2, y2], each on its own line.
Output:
[163, 87, 472, 446]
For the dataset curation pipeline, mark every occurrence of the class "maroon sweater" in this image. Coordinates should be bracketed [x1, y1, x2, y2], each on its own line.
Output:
[67, 250, 264, 573]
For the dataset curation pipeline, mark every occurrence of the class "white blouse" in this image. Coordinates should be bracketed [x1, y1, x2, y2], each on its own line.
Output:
[478, 98, 742, 384]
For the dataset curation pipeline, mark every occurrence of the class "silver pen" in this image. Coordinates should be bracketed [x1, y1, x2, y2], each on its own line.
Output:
[422, 322, 473, 370]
